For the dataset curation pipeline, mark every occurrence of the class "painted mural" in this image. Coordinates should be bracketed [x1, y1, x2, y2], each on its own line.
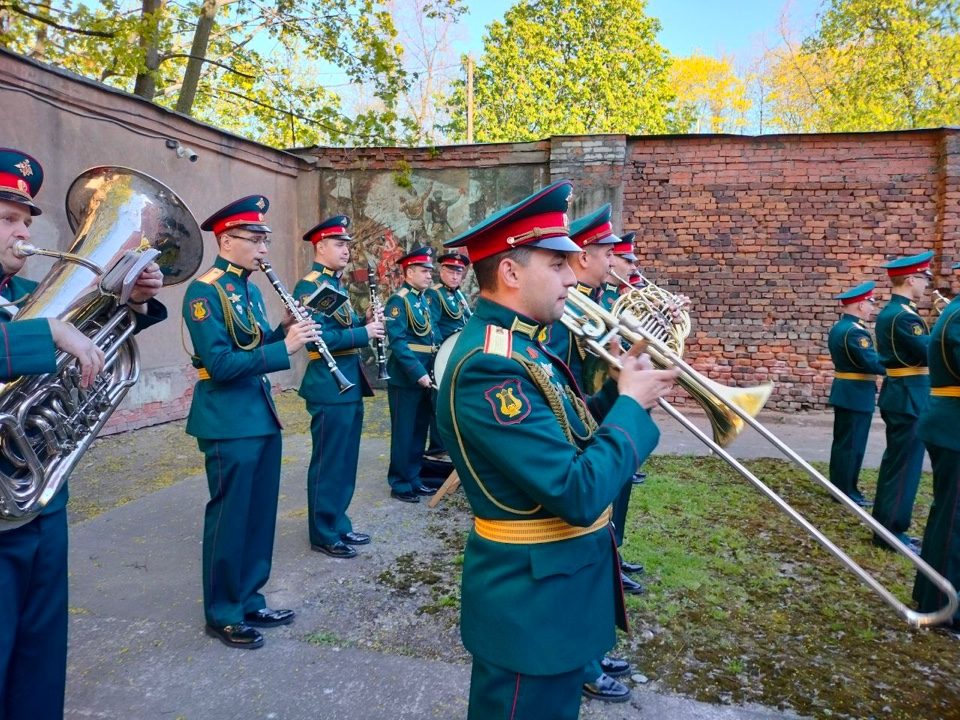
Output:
[316, 165, 549, 315]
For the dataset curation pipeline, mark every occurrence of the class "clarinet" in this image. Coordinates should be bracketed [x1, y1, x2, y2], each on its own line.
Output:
[257, 260, 355, 394]
[367, 260, 391, 380]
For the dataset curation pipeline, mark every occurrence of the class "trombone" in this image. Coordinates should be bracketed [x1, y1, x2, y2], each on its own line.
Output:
[562, 288, 958, 628]
[933, 289, 952, 315]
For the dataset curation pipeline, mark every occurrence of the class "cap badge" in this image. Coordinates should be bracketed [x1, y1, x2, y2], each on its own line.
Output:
[15, 159, 32, 177]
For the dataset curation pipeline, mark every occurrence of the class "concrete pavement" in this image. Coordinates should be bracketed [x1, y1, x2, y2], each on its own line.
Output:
[62, 407, 883, 719]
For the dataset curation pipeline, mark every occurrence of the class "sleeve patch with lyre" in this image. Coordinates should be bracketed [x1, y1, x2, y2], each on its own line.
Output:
[484, 378, 531, 425]
[190, 297, 211, 322]
[483, 325, 512, 358]
[859, 336, 871, 348]
[198, 268, 224, 285]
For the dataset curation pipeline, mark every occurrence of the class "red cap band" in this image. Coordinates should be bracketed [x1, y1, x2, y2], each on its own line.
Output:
[307, 225, 348, 244]
[574, 220, 613, 247]
[840, 290, 874, 305]
[886, 260, 931, 278]
[400, 253, 432, 268]
[212, 210, 267, 236]
[0, 171, 31, 198]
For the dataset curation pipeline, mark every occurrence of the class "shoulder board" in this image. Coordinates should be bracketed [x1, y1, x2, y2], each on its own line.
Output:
[852, 322, 865, 330]
[431, 282, 443, 291]
[304, 270, 321, 282]
[197, 268, 224, 285]
[483, 325, 513, 358]
[398, 287, 410, 298]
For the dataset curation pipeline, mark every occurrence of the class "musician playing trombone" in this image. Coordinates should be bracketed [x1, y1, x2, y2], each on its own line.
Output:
[914, 259, 960, 636]
[872, 251, 935, 552]
[436, 180, 677, 720]
[0, 148, 165, 720]
[183, 196, 318, 650]
[294, 216, 383, 559]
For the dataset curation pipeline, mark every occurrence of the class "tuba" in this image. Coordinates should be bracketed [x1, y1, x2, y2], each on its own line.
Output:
[0, 167, 203, 530]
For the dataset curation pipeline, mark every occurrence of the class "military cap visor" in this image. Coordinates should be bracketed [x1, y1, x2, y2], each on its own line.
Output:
[835, 280, 875, 305]
[953, 261, 960, 270]
[445, 180, 579, 261]
[304, 215, 352, 243]
[0, 149, 44, 216]
[881, 250, 934, 278]
[201, 195, 272, 235]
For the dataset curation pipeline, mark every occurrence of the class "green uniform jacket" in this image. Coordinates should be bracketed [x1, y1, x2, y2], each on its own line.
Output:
[436, 298, 660, 676]
[183, 256, 289, 439]
[384, 283, 439, 387]
[919, 296, 960, 452]
[597, 282, 620, 311]
[876, 295, 931, 417]
[294, 263, 373, 405]
[1, 275, 56, 377]
[827, 314, 885, 412]
[424, 282, 470, 342]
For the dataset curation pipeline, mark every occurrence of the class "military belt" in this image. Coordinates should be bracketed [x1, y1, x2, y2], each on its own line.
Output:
[886, 367, 929, 377]
[473, 506, 612, 544]
[407, 343, 437, 353]
[834, 372, 878, 381]
[197, 368, 210, 380]
[931, 386, 960, 398]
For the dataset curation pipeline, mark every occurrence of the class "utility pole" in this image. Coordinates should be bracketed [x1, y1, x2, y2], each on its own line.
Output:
[466, 55, 474, 144]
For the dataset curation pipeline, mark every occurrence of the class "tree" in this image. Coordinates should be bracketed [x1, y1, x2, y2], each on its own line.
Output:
[670, 53, 751, 134]
[0, 0, 413, 147]
[443, 0, 684, 142]
[763, 0, 960, 132]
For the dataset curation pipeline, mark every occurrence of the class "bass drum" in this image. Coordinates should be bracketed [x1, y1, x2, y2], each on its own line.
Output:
[432, 331, 462, 388]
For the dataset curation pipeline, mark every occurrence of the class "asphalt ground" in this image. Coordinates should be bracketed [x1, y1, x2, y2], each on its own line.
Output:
[61, 406, 876, 720]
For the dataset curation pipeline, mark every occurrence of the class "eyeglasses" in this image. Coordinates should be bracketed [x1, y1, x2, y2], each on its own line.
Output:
[226, 233, 272, 247]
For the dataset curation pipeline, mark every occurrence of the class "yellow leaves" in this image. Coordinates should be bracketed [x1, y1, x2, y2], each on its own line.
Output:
[670, 53, 751, 133]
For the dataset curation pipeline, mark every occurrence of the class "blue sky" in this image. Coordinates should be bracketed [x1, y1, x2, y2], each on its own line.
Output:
[461, 0, 824, 62]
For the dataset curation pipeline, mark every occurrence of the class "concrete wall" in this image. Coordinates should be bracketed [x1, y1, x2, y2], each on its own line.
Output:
[0, 50, 311, 432]
[3, 49, 958, 416]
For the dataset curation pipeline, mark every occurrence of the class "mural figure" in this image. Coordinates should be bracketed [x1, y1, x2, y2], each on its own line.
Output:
[398, 182, 433, 245]
[426, 187, 465, 238]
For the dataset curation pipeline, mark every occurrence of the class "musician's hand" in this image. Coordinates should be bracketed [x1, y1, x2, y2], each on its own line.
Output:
[417, 374, 433, 388]
[365, 320, 385, 340]
[127, 262, 163, 307]
[617, 352, 679, 409]
[282, 301, 309, 329]
[605, 340, 646, 381]
[284, 320, 320, 355]
[48, 319, 105, 388]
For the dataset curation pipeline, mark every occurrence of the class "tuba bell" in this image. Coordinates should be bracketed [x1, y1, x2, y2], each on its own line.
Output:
[0, 167, 203, 530]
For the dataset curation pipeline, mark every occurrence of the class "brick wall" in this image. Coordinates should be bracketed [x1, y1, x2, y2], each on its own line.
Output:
[623, 132, 958, 411]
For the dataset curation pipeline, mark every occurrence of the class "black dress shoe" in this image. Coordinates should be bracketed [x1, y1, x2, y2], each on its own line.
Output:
[244, 607, 295, 627]
[312, 541, 358, 559]
[341, 531, 371, 545]
[621, 571, 646, 595]
[620, 559, 645, 575]
[599, 656, 631, 678]
[414, 484, 437, 496]
[631, 471, 646, 485]
[206, 623, 264, 649]
[391, 489, 420, 503]
[582, 673, 630, 702]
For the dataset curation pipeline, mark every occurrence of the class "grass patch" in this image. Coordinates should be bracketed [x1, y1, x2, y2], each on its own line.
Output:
[621, 455, 957, 719]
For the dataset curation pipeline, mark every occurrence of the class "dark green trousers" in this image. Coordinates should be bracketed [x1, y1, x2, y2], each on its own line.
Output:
[0, 506, 68, 720]
[828, 408, 872, 498]
[872, 409, 926, 542]
[306, 400, 362, 546]
[913, 444, 960, 624]
[199, 433, 282, 627]
[469, 656, 583, 720]
[386, 384, 432, 494]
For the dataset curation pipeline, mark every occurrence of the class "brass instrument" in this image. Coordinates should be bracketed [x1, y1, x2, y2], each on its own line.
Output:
[0, 167, 203, 530]
[933, 289, 952, 315]
[366, 260, 390, 381]
[562, 287, 958, 628]
[257, 260, 354, 394]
